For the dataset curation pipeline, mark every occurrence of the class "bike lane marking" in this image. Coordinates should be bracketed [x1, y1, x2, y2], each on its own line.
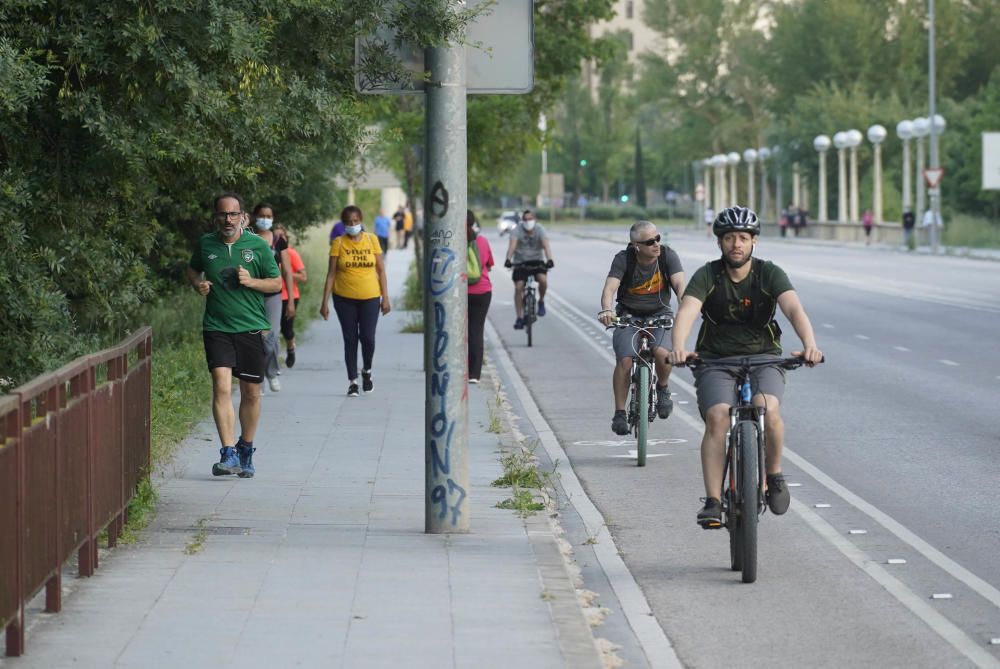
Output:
[546, 290, 1000, 620]
[485, 319, 684, 669]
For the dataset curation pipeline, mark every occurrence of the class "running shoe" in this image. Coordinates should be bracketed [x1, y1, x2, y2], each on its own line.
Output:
[347, 382, 360, 397]
[362, 370, 374, 393]
[236, 441, 256, 479]
[212, 447, 241, 476]
[766, 473, 790, 515]
[286, 348, 296, 368]
[537, 300, 546, 316]
[698, 497, 723, 529]
[656, 385, 673, 419]
[611, 410, 629, 435]
[514, 318, 524, 330]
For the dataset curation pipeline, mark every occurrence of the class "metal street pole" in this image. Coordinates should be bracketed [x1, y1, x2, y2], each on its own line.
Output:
[424, 43, 469, 534]
[928, 0, 941, 253]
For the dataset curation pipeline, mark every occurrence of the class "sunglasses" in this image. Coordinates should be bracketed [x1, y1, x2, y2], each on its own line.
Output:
[636, 234, 661, 247]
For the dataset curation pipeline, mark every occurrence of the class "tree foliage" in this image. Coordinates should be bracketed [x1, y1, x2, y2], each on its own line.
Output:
[0, 0, 465, 384]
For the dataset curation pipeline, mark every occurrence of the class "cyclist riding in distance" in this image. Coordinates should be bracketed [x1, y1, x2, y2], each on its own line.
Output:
[503, 210, 554, 329]
[598, 220, 686, 435]
[668, 206, 823, 529]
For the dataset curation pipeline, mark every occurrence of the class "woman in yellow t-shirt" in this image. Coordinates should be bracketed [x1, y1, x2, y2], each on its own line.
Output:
[320, 205, 391, 396]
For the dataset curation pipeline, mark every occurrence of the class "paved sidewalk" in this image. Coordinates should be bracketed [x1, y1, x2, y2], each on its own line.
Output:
[1, 246, 603, 669]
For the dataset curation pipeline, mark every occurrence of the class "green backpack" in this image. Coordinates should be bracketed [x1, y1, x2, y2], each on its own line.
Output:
[467, 238, 482, 285]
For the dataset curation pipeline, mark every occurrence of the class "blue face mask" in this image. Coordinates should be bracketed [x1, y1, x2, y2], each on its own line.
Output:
[345, 224, 363, 236]
[255, 218, 273, 231]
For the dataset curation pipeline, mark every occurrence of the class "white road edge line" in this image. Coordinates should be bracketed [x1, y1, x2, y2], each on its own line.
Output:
[792, 500, 999, 668]
[486, 320, 684, 669]
[546, 289, 1000, 612]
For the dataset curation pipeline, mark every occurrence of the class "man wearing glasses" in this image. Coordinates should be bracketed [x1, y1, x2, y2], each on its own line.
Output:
[598, 220, 686, 435]
[186, 193, 282, 478]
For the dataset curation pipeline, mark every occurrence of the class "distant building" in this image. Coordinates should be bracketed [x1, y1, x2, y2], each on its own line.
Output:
[585, 0, 664, 93]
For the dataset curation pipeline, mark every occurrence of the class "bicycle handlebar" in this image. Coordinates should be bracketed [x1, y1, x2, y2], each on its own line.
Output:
[606, 315, 675, 330]
[678, 355, 824, 371]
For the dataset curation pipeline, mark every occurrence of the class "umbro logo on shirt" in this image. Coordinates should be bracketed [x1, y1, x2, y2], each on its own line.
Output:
[208, 254, 218, 260]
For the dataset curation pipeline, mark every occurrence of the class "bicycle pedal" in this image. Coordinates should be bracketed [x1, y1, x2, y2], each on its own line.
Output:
[699, 520, 724, 530]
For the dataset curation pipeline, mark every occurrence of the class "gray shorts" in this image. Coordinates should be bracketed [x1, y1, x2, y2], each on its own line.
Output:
[693, 354, 786, 418]
[613, 324, 670, 361]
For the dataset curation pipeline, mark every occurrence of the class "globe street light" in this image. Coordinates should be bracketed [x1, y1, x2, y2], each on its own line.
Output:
[912, 116, 930, 223]
[743, 149, 758, 212]
[833, 132, 849, 223]
[896, 119, 914, 215]
[711, 154, 727, 215]
[867, 124, 887, 224]
[846, 129, 863, 222]
[813, 135, 831, 222]
[726, 152, 741, 207]
[928, 113, 946, 252]
[757, 146, 771, 218]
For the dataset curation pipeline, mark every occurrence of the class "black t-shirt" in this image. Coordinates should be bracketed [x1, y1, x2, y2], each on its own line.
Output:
[608, 246, 684, 316]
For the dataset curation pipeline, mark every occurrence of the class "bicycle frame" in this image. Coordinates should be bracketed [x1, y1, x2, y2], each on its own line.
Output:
[515, 262, 546, 347]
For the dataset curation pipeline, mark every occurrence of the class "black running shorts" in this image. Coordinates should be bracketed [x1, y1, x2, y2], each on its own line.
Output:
[203, 331, 266, 383]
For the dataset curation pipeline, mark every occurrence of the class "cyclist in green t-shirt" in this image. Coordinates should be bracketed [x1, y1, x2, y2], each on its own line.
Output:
[669, 206, 823, 528]
[187, 192, 282, 479]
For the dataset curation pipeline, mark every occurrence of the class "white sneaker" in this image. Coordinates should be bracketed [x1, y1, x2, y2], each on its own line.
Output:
[267, 376, 281, 392]
[469, 378, 480, 384]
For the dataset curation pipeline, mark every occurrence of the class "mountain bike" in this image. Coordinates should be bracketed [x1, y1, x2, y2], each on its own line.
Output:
[681, 355, 820, 583]
[515, 261, 547, 347]
[609, 314, 674, 467]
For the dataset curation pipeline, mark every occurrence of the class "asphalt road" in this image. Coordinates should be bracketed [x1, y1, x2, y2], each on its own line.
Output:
[485, 224, 1000, 668]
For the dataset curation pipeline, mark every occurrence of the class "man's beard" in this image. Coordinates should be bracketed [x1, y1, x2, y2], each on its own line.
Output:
[722, 245, 753, 269]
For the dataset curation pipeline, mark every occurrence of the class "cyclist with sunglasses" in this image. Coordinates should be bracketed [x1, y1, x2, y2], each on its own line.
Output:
[598, 221, 686, 435]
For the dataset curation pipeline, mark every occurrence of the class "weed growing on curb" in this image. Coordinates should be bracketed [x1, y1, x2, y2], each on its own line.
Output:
[184, 518, 208, 555]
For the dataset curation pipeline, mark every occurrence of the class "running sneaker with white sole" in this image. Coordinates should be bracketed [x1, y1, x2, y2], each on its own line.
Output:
[361, 370, 374, 393]
[766, 473, 790, 515]
[347, 382, 360, 397]
[267, 376, 281, 392]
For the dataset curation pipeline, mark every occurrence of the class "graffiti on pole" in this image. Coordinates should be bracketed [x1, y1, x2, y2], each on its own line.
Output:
[428, 300, 467, 525]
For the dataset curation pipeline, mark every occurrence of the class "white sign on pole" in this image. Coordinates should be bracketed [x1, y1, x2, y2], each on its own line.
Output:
[355, 0, 533, 94]
[923, 167, 944, 189]
[983, 133, 1000, 190]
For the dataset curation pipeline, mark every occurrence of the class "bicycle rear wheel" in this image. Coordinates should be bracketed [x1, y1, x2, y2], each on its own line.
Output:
[736, 420, 759, 583]
[636, 365, 649, 466]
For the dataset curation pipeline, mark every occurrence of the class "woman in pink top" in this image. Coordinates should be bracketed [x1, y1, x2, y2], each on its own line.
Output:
[467, 210, 494, 383]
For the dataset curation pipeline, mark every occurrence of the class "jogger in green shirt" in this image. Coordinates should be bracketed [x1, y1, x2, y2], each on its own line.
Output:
[186, 193, 281, 478]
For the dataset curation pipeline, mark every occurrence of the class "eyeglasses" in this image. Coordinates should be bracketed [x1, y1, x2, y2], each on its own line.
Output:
[214, 211, 243, 221]
[636, 234, 661, 247]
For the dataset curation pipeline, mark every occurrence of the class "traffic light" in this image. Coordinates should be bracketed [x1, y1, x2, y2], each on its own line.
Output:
[579, 159, 588, 167]
[620, 194, 629, 203]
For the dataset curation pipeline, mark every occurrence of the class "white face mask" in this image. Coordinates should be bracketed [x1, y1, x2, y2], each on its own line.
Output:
[255, 218, 273, 231]
[345, 224, 363, 236]
[523, 219, 536, 231]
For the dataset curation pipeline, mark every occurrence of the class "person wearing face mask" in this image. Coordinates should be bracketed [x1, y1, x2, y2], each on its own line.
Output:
[503, 209, 554, 329]
[466, 210, 494, 384]
[252, 202, 296, 392]
[186, 192, 282, 479]
[320, 205, 391, 396]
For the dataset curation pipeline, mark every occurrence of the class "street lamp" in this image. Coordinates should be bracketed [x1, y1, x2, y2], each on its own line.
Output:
[711, 154, 727, 214]
[867, 125, 887, 224]
[743, 149, 758, 212]
[912, 116, 930, 223]
[727, 152, 741, 207]
[896, 119, 914, 215]
[833, 132, 849, 223]
[846, 129, 863, 222]
[813, 135, 831, 222]
[757, 146, 771, 218]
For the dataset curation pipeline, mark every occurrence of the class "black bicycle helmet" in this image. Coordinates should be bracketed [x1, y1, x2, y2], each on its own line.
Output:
[712, 206, 760, 237]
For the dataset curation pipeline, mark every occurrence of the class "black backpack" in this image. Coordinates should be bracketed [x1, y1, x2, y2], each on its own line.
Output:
[616, 245, 672, 305]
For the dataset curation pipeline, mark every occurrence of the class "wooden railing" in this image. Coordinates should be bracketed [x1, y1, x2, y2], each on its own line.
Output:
[1, 327, 152, 657]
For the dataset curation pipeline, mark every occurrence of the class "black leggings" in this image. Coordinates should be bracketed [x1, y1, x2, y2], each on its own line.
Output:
[281, 298, 299, 344]
[468, 291, 491, 380]
[333, 295, 381, 380]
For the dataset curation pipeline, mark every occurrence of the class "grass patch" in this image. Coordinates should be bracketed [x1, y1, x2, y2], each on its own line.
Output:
[402, 256, 422, 311]
[942, 213, 1000, 249]
[492, 440, 556, 517]
[183, 518, 208, 555]
[119, 476, 158, 544]
[487, 401, 502, 434]
[496, 489, 545, 515]
[400, 314, 424, 333]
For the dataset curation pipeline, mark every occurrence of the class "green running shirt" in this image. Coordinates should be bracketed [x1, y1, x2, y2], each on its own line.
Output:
[189, 231, 280, 333]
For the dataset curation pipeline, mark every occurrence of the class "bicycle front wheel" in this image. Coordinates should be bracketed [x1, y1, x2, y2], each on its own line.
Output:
[636, 364, 649, 467]
[524, 291, 535, 347]
[736, 420, 759, 583]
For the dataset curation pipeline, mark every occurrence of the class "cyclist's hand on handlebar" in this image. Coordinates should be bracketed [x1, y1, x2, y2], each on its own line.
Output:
[545, 259, 554, 269]
[669, 349, 695, 366]
[791, 346, 824, 366]
[598, 309, 615, 327]
[504, 258, 512, 269]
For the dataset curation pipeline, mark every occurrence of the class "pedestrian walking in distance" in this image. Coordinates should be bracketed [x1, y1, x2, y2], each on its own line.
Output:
[320, 205, 391, 397]
[466, 210, 494, 384]
[186, 192, 282, 479]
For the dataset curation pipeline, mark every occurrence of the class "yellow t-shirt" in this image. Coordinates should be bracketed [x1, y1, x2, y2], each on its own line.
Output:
[331, 232, 383, 300]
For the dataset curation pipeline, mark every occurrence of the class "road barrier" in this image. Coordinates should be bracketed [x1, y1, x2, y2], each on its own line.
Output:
[1, 327, 152, 656]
